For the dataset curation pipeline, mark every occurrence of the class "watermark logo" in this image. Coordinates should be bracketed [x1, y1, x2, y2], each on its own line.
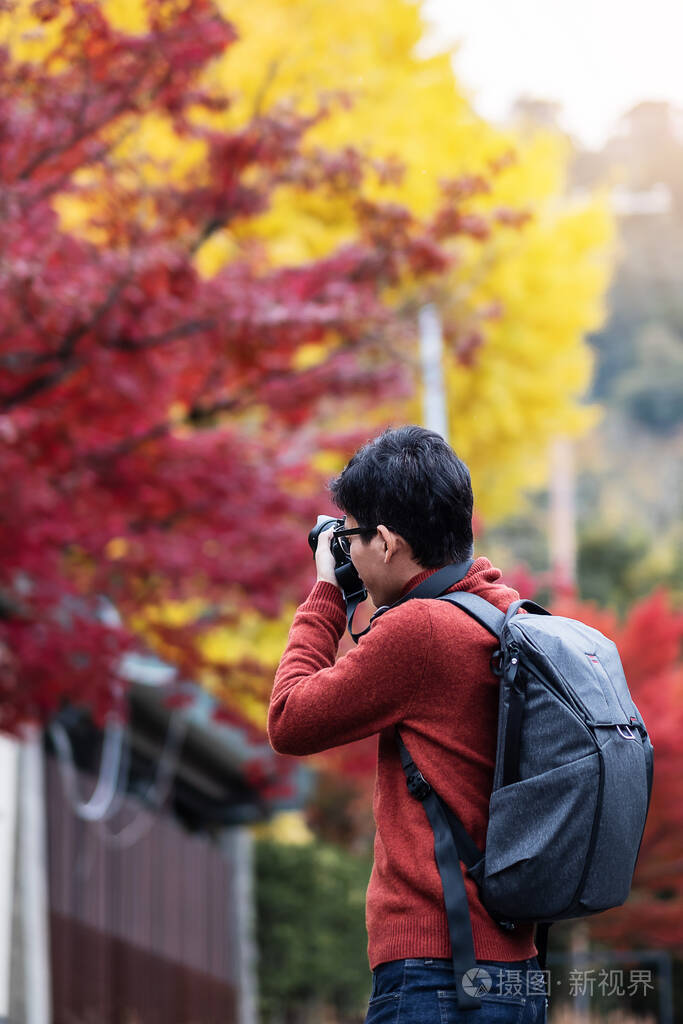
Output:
[462, 967, 492, 997]
[461, 967, 653, 1000]
[567, 968, 654, 998]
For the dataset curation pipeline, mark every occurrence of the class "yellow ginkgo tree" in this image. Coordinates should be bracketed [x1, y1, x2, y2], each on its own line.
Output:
[200, 0, 614, 519]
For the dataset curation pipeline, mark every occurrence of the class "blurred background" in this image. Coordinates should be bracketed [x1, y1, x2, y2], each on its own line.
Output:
[0, 0, 680, 1021]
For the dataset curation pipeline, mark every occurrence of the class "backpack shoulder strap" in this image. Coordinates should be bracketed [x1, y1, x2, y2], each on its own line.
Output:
[395, 728, 483, 1009]
[369, 560, 473, 631]
[436, 591, 505, 640]
[388, 561, 474, 607]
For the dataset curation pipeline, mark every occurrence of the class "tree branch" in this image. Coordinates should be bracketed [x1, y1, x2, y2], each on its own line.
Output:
[0, 276, 129, 411]
[17, 58, 171, 182]
[110, 319, 216, 352]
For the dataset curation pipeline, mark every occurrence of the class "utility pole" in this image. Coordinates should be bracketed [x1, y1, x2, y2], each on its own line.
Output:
[19, 724, 52, 1024]
[0, 735, 18, 1024]
[549, 437, 576, 593]
[418, 303, 448, 438]
[225, 827, 258, 1024]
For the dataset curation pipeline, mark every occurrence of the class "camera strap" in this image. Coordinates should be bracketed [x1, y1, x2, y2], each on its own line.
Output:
[346, 598, 370, 644]
[348, 560, 474, 644]
[334, 561, 371, 643]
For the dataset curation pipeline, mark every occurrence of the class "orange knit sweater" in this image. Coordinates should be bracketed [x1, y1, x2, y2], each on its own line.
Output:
[268, 557, 536, 967]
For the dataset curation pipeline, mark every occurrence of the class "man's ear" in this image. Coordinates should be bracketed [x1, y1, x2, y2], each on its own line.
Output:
[376, 525, 399, 562]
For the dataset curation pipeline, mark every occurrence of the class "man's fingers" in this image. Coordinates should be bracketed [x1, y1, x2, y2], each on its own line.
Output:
[315, 526, 340, 588]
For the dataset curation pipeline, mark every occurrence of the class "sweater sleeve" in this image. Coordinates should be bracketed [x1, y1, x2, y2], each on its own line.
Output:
[268, 583, 432, 756]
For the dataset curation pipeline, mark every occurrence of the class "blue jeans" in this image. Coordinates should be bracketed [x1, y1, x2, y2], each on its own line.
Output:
[365, 957, 548, 1024]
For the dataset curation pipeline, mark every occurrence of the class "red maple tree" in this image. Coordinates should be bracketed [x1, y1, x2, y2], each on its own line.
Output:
[0, 0, 512, 729]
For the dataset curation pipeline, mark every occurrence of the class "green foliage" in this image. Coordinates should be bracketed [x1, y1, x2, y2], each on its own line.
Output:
[577, 528, 653, 612]
[615, 324, 683, 434]
[255, 839, 372, 1022]
[583, 107, 683, 437]
[479, 490, 682, 615]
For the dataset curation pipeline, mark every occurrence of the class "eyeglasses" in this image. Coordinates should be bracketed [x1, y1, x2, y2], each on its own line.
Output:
[333, 523, 377, 555]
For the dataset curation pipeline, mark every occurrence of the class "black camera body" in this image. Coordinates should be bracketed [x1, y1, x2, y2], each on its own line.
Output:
[308, 515, 367, 603]
[308, 515, 345, 567]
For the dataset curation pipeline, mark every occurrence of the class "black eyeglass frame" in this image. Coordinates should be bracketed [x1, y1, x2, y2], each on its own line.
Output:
[333, 523, 378, 554]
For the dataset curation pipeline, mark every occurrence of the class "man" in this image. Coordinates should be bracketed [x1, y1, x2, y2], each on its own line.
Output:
[269, 426, 546, 1023]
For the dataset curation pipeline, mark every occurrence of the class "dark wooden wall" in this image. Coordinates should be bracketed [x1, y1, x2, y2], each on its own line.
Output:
[46, 758, 241, 1024]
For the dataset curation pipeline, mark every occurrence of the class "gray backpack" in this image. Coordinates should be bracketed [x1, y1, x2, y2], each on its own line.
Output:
[394, 575, 654, 1011]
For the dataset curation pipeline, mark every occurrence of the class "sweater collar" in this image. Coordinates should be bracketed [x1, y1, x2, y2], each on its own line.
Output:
[398, 557, 499, 599]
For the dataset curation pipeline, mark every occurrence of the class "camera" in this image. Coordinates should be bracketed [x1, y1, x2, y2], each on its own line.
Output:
[308, 515, 367, 603]
[308, 515, 345, 567]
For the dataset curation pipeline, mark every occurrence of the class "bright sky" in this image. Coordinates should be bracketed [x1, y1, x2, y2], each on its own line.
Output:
[423, 0, 683, 148]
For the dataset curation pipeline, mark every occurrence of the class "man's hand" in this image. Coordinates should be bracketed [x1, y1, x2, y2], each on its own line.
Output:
[315, 527, 340, 589]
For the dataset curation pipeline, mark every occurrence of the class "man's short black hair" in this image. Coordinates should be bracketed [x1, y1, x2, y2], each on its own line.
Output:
[329, 425, 474, 567]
